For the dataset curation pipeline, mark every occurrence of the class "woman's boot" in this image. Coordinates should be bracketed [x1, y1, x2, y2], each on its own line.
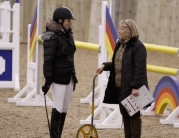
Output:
[131, 118, 141, 138]
[58, 112, 67, 138]
[50, 108, 61, 138]
[123, 119, 131, 138]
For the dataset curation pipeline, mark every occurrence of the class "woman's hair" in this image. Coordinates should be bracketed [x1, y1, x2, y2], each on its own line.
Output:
[119, 19, 139, 38]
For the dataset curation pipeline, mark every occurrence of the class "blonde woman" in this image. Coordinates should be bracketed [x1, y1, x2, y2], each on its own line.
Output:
[96, 19, 148, 138]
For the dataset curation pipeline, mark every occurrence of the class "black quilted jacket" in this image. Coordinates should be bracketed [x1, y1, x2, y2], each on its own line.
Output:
[41, 19, 78, 89]
[103, 37, 148, 104]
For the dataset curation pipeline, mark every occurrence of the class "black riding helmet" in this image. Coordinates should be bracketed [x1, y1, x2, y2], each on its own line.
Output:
[53, 6, 75, 23]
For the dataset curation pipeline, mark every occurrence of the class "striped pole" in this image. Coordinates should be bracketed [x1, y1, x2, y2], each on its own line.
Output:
[29, 6, 37, 61]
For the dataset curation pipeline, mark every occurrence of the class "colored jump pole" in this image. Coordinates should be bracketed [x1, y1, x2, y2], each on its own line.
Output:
[38, 36, 100, 52]
[38, 36, 179, 76]
[75, 41, 100, 51]
[144, 43, 179, 55]
[38, 36, 179, 56]
[147, 65, 179, 76]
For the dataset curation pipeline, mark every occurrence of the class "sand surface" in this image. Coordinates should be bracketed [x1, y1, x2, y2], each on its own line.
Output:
[0, 44, 179, 138]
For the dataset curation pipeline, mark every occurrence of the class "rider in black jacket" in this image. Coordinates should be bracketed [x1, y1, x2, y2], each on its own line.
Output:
[41, 7, 77, 138]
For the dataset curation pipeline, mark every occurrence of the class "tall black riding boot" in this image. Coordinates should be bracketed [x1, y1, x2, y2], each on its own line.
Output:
[50, 108, 61, 138]
[58, 112, 67, 138]
[131, 118, 141, 138]
[123, 119, 131, 138]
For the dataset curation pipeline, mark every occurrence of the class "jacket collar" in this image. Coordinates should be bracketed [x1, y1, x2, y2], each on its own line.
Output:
[127, 37, 138, 48]
[113, 37, 138, 58]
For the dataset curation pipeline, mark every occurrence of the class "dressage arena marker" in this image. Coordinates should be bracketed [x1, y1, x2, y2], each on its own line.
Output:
[8, 0, 53, 106]
[0, 0, 20, 91]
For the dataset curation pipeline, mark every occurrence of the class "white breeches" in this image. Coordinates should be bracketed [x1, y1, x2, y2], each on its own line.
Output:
[52, 78, 74, 113]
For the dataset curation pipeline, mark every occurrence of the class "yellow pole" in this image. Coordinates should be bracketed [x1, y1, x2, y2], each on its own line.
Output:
[38, 35, 42, 42]
[38, 35, 179, 76]
[38, 36, 99, 51]
[144, 43, 179, 55]
[38, 35, 179, 54]
[75, 41, 99, 51]
[147, 64, 179, 76]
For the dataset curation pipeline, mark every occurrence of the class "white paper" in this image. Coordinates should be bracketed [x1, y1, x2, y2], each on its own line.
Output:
[121, 85, 154, 116]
